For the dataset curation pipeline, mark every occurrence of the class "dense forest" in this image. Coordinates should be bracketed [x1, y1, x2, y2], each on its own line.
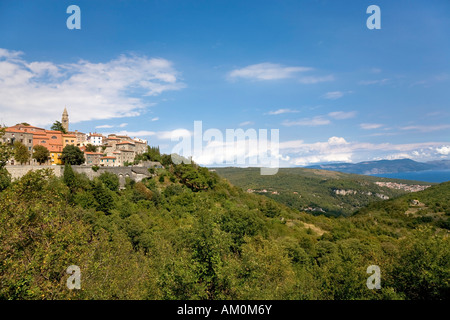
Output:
[0, 148, 449, 300]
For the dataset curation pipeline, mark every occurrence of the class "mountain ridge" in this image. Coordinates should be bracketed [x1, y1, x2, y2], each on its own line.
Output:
[305, 158, 450, 175]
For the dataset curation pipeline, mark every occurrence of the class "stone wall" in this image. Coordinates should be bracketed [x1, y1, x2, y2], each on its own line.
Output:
[5, 165, 151, 189]
[5, 165, 64, 180]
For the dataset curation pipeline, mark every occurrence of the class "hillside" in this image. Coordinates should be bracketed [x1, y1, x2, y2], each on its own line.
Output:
[0, 158, 448, 300]
[214, 167, 432, 217]
[306, 159, 447, 175]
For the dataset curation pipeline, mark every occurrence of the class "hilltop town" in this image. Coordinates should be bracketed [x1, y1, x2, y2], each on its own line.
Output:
[1, 108, 149, 167]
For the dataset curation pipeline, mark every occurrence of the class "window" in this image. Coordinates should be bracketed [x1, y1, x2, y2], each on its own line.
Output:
[28, 139, 32, 144]
[41, 140, 46, 143]
[52, 136, 57, 139]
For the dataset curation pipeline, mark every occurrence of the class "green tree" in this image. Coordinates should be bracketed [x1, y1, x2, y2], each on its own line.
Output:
[161, 154, 173, 167]
[32, 145, 50, 165]
[0, 127, 13, 169]
[13, 141, 30, 165]
[63, 162, 76, 189]
[92, 180, 114, 213]
[85, 144, 97, 152]
[136, 145, 162, 163]
[61, 145, 85, 165]
[389, 228, 450, 300]
[50, 120, 67, 134]
[98, 172, 120, 192]
[0, 168, 10, 191]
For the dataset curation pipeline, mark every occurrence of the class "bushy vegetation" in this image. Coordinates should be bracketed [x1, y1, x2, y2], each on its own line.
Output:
[0, 161, 448, 300]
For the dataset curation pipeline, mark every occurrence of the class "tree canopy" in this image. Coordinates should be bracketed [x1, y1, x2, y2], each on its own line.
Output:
[61, 145, 85, 165]
[50, 120, 67, 134]
[0, 158, 448, 300]
[85, 144, 97, 152]
[13, 141, 30, 165]
[32, 145, 50, 165]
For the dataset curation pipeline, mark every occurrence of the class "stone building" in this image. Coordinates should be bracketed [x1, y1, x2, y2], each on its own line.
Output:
[84, 152, 103, 166]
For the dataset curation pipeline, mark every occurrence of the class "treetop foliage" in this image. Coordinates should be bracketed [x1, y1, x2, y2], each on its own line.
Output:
[0, 159, 448, 300]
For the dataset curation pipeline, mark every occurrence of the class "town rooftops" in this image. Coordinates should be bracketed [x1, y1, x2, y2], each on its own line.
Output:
[9, 124, 46, 130]
[116, 141, 135, 145]
[4, 128, 32, 134]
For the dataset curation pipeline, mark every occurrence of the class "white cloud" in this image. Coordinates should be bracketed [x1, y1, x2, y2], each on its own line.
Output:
[266, 108, 299, 115]
[360, 123, 384, 130]
[328, 111, 356, 120]
[228, 63, 312, 81]
[283, 116, 331, 127]
[298, 75, 334, 84]
[0, 48, 22, 59]
[282, 111, 355, 127]
[95, 123, 127, 129]
[113, 130, 156, 137]
[239, 121, 254, 127]
[151, 117, 159, 122]
[401, 124, 450, 132]
[109, 128, 193, 141]
[358, 78, 389, 85]
[323, 91, 344, 100]
[0, 48, 185, 127]
[156, 129, 192, 140]
[328, 136, 348, 145]
[276, 137, 450, 166]
[278, 136, 352, 165]
[436, 146, 450, 155]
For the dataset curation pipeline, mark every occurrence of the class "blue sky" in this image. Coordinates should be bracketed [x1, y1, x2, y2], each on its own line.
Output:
[1, 0, 449, 166]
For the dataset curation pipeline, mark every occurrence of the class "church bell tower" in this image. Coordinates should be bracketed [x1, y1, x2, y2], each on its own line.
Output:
[62, 107, 69, 132]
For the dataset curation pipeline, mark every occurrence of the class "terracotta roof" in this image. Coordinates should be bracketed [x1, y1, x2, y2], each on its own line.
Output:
[10, 124, 45, 130]
[5, 128, 31, 134]
[101, 156, 116, 159]
[84, 152, 103, 155]
[45, 130, 64, 134]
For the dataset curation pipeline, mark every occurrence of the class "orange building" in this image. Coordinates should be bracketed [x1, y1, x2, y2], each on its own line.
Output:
[33, 130, 64, 165]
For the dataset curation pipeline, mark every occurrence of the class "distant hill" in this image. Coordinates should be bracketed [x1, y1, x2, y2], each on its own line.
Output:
[306, 159, 450, 175]
[214, 167, 432, 217]
[355, 180, 450, 231]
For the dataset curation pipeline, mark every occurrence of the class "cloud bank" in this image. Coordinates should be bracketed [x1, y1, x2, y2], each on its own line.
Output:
[0, 48, 185, 127]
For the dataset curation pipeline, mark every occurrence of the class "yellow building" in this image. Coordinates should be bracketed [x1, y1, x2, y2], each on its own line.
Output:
[62, 134, 77, 147]
[50, 151, 63, 165]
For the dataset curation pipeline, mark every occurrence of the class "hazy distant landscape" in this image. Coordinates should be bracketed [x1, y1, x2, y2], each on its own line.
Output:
[214, 166, 433, 217]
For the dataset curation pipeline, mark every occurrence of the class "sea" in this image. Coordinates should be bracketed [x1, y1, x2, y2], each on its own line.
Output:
[371, 169, 450, 183]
